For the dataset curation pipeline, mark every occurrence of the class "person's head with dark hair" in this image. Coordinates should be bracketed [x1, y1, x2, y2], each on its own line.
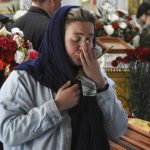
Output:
[31, 0, 62, 16]
[136, 2, 150, 25]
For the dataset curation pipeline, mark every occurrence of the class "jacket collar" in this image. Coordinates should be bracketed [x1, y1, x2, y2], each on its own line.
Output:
[29, 6, 50, 18]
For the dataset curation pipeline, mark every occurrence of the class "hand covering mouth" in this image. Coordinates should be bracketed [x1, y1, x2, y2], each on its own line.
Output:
[74, 50, 82, 56]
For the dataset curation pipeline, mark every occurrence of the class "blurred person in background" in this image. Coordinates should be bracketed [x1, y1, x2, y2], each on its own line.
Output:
[136, 2, 150, 48]
[8, 0, 62, 51]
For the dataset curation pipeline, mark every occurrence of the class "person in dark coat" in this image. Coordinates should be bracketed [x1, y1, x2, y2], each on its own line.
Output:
[8, 0, 62, 51]
[136, 2, 150, 48]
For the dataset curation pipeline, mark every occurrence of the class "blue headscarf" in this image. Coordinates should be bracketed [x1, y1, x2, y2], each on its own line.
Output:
[15, 5, 79, 91]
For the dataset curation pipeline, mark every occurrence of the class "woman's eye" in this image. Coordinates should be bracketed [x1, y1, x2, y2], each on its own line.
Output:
[72, 37, 80, 42]
[86, 36, 94, 42]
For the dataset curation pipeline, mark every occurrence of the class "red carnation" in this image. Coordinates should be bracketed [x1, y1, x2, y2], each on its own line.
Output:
[111, 60, 118, 67]
[95, 23, 102, 29]
[112, 22, 120, 29]
[127, 50, 136, 59]
[121, 56, 131, 63]
[136, 47, 150, 61]
[28, 49, 38, 60]
[126, 16, 132, 21]
[0, 59, 7, 70]
[116, 56, 122, 62]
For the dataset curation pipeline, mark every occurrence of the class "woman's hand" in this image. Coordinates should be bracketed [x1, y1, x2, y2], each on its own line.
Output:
[80, 41, 106, 88]
[55, 81, 80, 111]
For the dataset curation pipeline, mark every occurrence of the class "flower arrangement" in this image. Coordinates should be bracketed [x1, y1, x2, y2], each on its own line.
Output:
[0, 27, 38, 77]
[95, 2, 141, 45]
[111, 47, 150, 121]
[111, 47, 150, 67]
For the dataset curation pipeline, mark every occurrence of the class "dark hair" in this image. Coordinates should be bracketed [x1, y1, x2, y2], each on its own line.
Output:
[136, 2, 150, 18]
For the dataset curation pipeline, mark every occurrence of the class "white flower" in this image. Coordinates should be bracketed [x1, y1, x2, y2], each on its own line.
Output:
[129, 20, 136, 27]
[108, 13, 119, 22]
[107, 7, 116, 13]
[103, 2, 111, 10]
[119, 22, 127, 29]
[13, 10, 27, 21]
[13, 34, 24, 47]
[14, 50, 26, 64]
[132, 35, 140, 47]
[11, 28, 24, 37]
[104, 25, 114, 35]
[102, 2, 116, 13]
[0, 27, 11, 36]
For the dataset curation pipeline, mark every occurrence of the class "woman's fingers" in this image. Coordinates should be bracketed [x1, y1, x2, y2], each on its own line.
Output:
[81, 44, 96, 66]
[60, 81, 71, 90]
[92, 48, 97, 60]
[70, 83, 80, 91]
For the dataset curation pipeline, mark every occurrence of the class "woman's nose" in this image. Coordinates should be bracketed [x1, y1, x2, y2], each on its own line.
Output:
[80, 39, 90, 46]
[79, 40, 90, 51]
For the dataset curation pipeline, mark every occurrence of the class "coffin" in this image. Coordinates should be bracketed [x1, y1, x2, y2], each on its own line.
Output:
[110, 118, 150, 150]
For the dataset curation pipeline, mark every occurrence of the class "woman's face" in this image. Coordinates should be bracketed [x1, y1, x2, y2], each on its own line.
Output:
[65, 21, 94, 66]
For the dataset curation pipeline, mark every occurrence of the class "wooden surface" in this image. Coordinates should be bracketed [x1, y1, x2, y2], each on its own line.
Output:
[110, 141, 128, 150]
[110, 118, 150, 150]
[128, 118, 150, 135]
[96, 36, 134, 53]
